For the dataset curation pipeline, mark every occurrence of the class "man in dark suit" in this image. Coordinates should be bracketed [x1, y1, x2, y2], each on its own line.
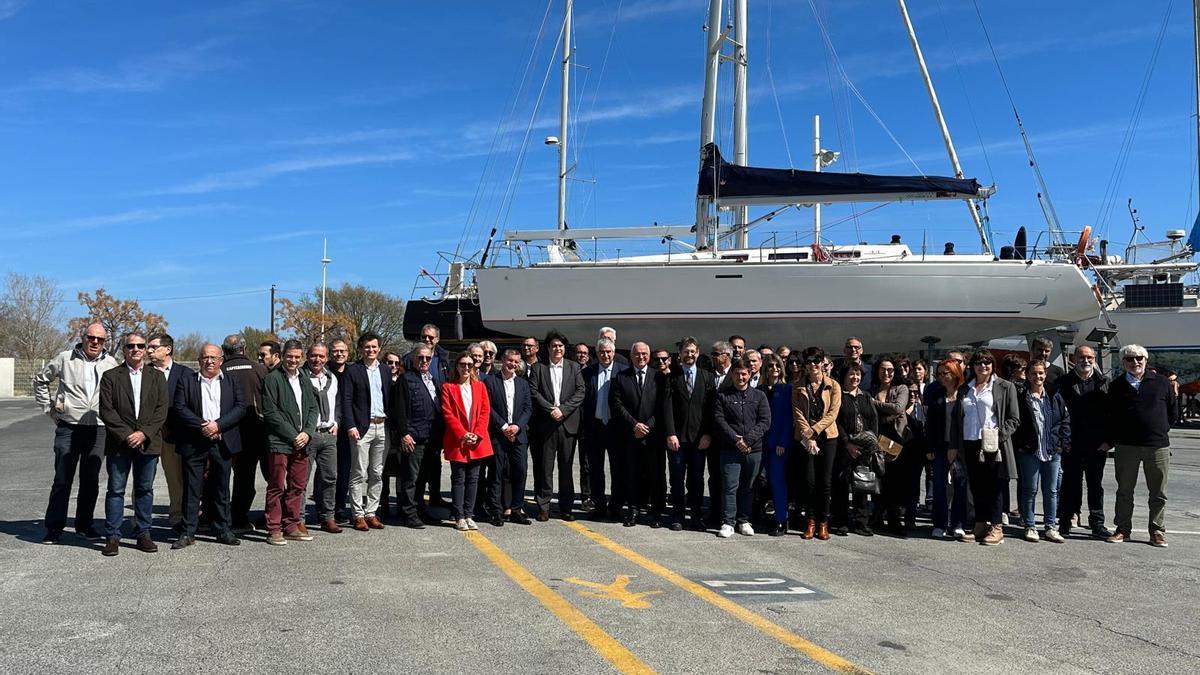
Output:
[610, 342, 666, 527]
[148, 332, 194, 532]
[341, 331, 391, 531]
[662, 337, 716, 531]
[520, 336, 542, 378]
[580, 337, 628, 521]
[392, 343, 439, 528]
[529, 330, 586, 521]
[485, 349, 533, 525]
[172, 343, 247, 549]
[98, 332, 169, 556]
[403, 323, 450, 384]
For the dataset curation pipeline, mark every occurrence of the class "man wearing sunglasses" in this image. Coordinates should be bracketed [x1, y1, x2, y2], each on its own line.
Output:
[34, 322, 119, 544]
[1056, 344, 1112, 539]
[404, 323, 449, 384]
[98, 333, 168, 556]
[1102, 344, 1175, 547]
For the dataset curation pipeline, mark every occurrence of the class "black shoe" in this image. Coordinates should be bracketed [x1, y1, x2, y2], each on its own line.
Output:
[1091, 525, 1113, 538]
[171, 535, 195, 550]
[42, 530, 62, 545]
[623, 512, 636, 527]
[404, 518, 426, 530]
[215, 532, 241, 546]
[77, 527, 104, 541]
[650, 518, 663, 529]
[582, 498, 596, 512]
[590, 508, 607, 522]
[769, 523, 787, 537]
[561, 513, 576, 522]
[490, 517, 505, 527]
[688, 518, 707, 532]
[510, 512, 532, 525]
[852, 525, 874, 537]
[537, 510, 550, 522]
[669, 521, 683, 531]
[832, 525, 849, 537]
[101, 538, 120, 556]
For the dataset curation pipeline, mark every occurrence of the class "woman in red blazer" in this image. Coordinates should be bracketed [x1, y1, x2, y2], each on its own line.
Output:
[441, 354, 495, 531]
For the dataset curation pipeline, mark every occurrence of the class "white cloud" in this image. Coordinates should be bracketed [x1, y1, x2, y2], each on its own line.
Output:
[0, 0, 26, 20]
[17, 40, 234, 94]
[151, 151, 414, 195]
[0, 204, 239, 241]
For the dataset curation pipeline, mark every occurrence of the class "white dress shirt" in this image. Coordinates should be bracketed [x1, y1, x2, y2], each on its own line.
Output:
[309, 368, 338, 429]
[549, 361, 563, 406]
[128, 366, 143, 419]
[199, 371, 223, 421]
[503, 374, 516, 425]
[962, 377, 997, 441]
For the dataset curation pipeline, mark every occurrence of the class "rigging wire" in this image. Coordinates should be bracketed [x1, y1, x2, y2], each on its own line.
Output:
[1091, 0, 1174, 239]
[970, 0, 1067, 244]
[934, 0, 994, 185]
[806, 0, 925, 175]
[455, 0, 556, 260]
[765, 0, 795, 169]
[814, 0, 863, 241]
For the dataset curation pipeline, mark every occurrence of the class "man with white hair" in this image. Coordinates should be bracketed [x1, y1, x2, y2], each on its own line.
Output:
[1056, 344, 1111, 538]
[598, 326, 629, 365]
[1102, 344, 1175, 547]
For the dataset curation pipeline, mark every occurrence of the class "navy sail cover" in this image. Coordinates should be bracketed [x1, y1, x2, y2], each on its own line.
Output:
[697, 143, 987, 204]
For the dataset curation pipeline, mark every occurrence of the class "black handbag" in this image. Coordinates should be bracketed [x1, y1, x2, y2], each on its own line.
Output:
[850, 463, 879, 494]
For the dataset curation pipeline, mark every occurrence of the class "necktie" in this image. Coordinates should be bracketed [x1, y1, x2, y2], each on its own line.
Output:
[686, 368, 694, 394]
[637, 370, 644, 389]
[597, 368, 609, 424]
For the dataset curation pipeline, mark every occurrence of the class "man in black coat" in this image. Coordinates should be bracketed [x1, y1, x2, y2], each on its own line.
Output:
[610, 342, 666, 527]
[529, 331, 586, 521]
[661, 337, 716, 531]
[172, 343, 247, 549]
[1102, 344, 1176, 547]
[484, 349, 534, 525]
[219, 334, 269, 533]
[580, 337, 628, 521]
[1055, 345, 1111, 538]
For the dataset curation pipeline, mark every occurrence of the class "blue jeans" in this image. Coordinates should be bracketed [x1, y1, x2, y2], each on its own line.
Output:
[105, 453, 160, 538]
[45, 422, 105, 534]
[721, 449, 762, 526]
[1017, 452, 1061, 529]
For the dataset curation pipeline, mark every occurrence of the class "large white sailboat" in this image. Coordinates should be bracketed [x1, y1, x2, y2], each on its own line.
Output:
[404, 0, 1101, 351]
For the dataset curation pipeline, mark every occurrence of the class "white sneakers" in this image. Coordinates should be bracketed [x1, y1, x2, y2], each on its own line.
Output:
[717, 524, 734, 538]
[455, 519, 469, 531]
[717, 523, 754, 537]
[466, 518, 479, 531]
[1042, 528, 1065, 543]
[1023, 527, 1039, 542]
[736, 523, 754, 536]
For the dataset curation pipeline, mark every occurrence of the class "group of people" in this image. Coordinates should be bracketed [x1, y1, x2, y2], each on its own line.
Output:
[33, 322, 1176, 555]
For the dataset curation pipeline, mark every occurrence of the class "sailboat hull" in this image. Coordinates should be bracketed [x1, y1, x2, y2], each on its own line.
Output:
[474, 259, 1099, 351]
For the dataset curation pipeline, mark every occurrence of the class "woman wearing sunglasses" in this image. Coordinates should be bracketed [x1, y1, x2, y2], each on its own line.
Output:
[441, 354, 494, 531]
[791, 347, 841, 540]
[760, 354, 793, 536]
[950, 349, 1020, 546]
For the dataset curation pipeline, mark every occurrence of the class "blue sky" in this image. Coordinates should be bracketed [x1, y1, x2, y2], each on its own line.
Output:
[1, 0, 1195, 339]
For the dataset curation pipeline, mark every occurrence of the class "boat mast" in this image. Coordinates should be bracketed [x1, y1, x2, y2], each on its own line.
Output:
[732, 0, 749, 248]
[556, 0, 573, 241]
[697, 0, 724, 251]
[1194, 0, 1200, 228]
[897, 0, 991, 256]
[813, 115, 822, 245]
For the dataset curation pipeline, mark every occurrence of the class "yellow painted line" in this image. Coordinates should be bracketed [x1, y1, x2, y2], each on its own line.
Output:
[561, 521, 872, 675]
[463, 530, 656, 675]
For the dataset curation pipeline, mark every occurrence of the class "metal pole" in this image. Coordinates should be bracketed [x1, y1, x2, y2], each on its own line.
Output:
[813, 115, 821, 245]
[732, 0, 749, 248]
[557, 0, 572, 237]
[269, 284, 276, 335]
[897, 0, 990, 255]
[696, 0, 724, 250]
[320, 238, 331, 339]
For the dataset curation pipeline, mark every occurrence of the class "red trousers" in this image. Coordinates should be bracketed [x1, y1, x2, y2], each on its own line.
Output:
[266, 451, 310, 535]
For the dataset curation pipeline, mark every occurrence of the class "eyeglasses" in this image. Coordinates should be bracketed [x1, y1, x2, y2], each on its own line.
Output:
[199, 356, 220, 362]
[147, 344, 163, 351]
[880, 367, 894, 373]
[972, 361, 994, 367]
[84, 335, 106, 343]
[457, 362, 474, 368]
[804, 359, 821, 366]
[484, 350, 496, 356]
[420, 335, 437, 342]
[653, 356, 670, 362]
[386, 360, 401, 366]
[416, 355, 432, 362]
[549, 343, 565, 349]
[523, 344, 537, 349]
[710, 352, 726, 358]
[124, 343, 147, 351]
[767, 364, 782, 370]
[846, 345, 862, 351]
[1123, 355, 1146, 362]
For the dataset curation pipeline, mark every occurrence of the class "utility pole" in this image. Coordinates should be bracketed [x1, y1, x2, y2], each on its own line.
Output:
[270, 284, 276, 335]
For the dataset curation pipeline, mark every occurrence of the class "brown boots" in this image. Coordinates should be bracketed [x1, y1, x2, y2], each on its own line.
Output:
[802, 518, 816, 540]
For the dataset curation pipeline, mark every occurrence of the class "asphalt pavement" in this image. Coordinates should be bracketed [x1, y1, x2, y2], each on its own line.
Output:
[1, 398, 1198, 674]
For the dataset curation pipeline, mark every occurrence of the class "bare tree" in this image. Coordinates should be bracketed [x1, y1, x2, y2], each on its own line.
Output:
[0, 272, 67, 359]
[69, 288, 168, 355]
[172, 331, 208, 362]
